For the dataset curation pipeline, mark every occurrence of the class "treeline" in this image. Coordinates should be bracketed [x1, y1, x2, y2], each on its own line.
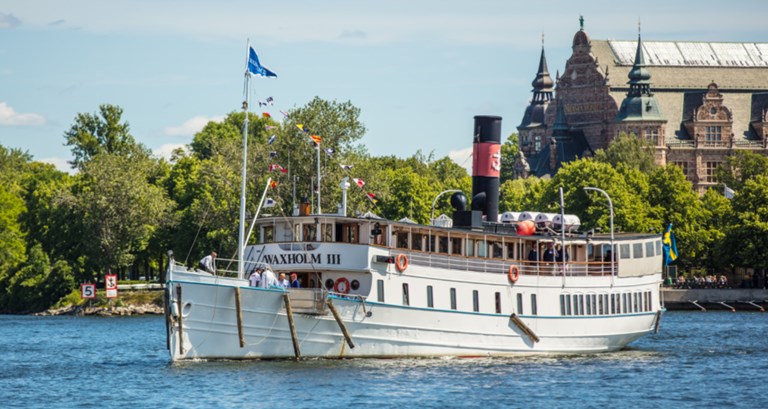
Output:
[1, 98, 767, 312]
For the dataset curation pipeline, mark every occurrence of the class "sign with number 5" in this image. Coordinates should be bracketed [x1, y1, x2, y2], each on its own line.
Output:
[81, 283, 96, 299]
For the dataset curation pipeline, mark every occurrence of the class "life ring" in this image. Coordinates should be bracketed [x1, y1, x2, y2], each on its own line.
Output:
[395, 254, 409, 272]
[508, 265, 520, 283]
[334, 277, 350, 294]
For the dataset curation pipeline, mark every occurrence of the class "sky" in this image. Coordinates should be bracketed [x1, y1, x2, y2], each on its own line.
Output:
[2, 0, 767, 173]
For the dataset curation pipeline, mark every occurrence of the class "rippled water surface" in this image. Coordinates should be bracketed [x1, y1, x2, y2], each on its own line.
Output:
[1, 311, 766, 408]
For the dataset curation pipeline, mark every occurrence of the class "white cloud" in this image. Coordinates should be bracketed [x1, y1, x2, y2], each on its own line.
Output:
[153, 143, 188, 161]
[0, 102, 46, 126]
[38, 157, 75, 174]
[448, 146, 473, 175]
[0, 12, 21, 29]
[163, 115, 223, 137]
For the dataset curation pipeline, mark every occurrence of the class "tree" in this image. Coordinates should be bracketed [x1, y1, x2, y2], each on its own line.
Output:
[64, 104, 149, 169]
[71, 153, 175, 278]
[499, 133, 520, 183]
[594, 131, 657, 174]
[715, 150, 768, 191]
[723, 175, 768, 271]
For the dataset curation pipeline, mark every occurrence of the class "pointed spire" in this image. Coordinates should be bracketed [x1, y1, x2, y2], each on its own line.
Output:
[530, 34, 553, 103]
[627, 25, 652, 94]
[552, 98, 569, 138]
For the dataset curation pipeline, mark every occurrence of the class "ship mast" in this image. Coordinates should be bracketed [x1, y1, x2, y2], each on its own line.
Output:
[238, 41, 251, 279]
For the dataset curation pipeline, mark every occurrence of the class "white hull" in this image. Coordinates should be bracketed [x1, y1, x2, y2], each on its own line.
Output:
[166, 270, 660, 360]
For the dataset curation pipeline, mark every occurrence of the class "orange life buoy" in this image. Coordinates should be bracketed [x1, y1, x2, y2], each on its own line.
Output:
[508, 265, 520, 283]
[395, 254, 409, 272]
[334, 277, 350, 294]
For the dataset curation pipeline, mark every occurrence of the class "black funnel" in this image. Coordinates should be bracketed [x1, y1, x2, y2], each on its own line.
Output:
[471, 115, 501, 222]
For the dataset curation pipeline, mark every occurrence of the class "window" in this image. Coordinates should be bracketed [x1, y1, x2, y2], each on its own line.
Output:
[531, 294, 538, 315]
[578, 294, 585, 315]
[598, 294, 604, 315]
[611, 294, 617, 314]
[473, 290, 479, 312]
[646, 241, 655, 257]
[673, 161, 690, 181]
[450, 288, 457, 310]
[506, 242, 516, 260]
[451, 237, 463, 255]
[620, 244, 631, 259]
[560, 294, 567, 316]
[622, 293, 628, 313]
[262, 226, 274, 243]
[517, 293, 524, 315]
[466, 239, 475, 257]
[322, 224, 334, 242]
[633, 243, 643, 259]
[402, 283, 410, 306]
[645, 126, 659, 143]
[495, 292, 502, 314]
[302, 223, 317, 241]
[586, 294, 592, 315]
[427, 285, 434, 308]
[412, 233, 423, 251]
[396, 232, 409, 249]
[342, 224, 359, 243]
[377, 280, 385, 302]
[534, 135, 541, 152]
[477, 240, 487, 257]
[565, 295, 572, 315]
[591, 295, 597, 315]
[655, 240, 662, 256]
[705, 161, 720, 183]
[705, 126, 722, 143]
[439, 236, 449, 254]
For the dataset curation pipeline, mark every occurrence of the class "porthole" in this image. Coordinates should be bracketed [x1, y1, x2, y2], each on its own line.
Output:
[350, 280, 360, 290]
[324, 279, 334, 290]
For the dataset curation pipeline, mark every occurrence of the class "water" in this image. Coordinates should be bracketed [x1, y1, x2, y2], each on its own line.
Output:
[1, 312, 766, 409]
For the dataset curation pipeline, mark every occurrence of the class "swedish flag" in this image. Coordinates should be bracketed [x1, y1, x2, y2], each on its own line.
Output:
[662, 223, 678, 265]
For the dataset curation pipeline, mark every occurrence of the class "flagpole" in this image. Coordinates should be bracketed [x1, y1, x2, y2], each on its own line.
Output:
[316, 143, 321, 214]
[238, 40, 250, 279]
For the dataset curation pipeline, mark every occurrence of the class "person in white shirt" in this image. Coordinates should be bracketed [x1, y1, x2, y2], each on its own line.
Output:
[260, 268, 278, 288]
[198, 251, 217, 274]
[278, 272, 290, 288]
[249, 269, 262, 287]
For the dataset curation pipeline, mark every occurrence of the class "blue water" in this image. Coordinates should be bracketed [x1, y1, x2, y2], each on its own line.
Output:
[1, 312, 766, 408]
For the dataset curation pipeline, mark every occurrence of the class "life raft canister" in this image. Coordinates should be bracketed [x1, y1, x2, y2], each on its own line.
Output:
[334, 277, 351, 294]
[508, 265, 520, 283]
[395, 254, 409, 272]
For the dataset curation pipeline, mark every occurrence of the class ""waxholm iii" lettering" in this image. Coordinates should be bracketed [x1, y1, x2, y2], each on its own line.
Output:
[262, 253, 342, 265]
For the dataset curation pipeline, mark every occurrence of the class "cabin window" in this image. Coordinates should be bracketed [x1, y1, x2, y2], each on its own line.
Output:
[427, 285, 434, 308]
[490, 241, 503, 259]
[647, 291, 653, 311]
[655, 240, 662, 256]
[451, 237, 463, 255]
[322, 224, 334, 242]
[516, 293, 524, 315]
[341, 224, 359, 243]
[302, 223, 317, 241]
[495, 292, 502, 314]
[412, 233, 424, 251]
[598, 294, 604, 315]
[505, 242, 516, 260]
[591, 295, 597, 315]
[377, 279, 385, 302]
[450, 288, 457, 310]
[620, 244, 631, 259]
[578, 294, 585, 315]
[560, 294, 566, 315]
[396, 232, 409, 249]
[622, 293, 628, 313]
[633, 243, 643, 259]
[439, 236, 449, 254]
[565, 295, 572, 315]
[402, 283, 410, 306]
[586, 294, 592, 315]
[530, 294, 538, 315]
[477, 240, 487, 257]
[262, 226, 274, 243]
[473, 290, 479, 312]
[466, 239, 475, 257]
[634, 293, 639, 312]
[645, 241, 655, 257]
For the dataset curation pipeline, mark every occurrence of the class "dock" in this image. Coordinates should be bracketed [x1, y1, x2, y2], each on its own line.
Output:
[662, 289, 768, 311]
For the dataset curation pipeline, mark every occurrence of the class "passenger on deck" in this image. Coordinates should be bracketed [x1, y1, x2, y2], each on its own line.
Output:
[198, 251, 217, 274]
[542, 243, 556, 262]
[249, 269, 262, 287]
[278, 273, 290, 288]
[555, 244, 569, 262]
[290, 273, 301, 288]
[260, 268, 278, 288]
[527, 247, 538, 262]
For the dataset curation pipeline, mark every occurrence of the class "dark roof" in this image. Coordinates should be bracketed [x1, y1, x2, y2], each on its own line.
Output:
[527, 130, 593, 178]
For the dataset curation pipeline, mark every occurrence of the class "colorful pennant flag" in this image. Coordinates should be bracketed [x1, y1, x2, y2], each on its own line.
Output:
[262, 112, 271, 118]
[280, 110, 290, 118]
[263, 198, 277, 208]
[268, 134, 276, 145]
[662, 223, 678, 265]
[366, 192, 378, 204]
[269, 151, 278, 158]
[269, 164, 287, 173]
[310, 135, 322, 144]
[258, 97, 274, 107]
[324, 148, 335, 157]
[353, 178, 365, 188]
[247, 47, 277, 78]
[265, 125, 277, 131]
[269, 180, 279, 188]
[724, 185, 735, 199]
[340, 164, 353, 170]
[296, 124, 310, 133]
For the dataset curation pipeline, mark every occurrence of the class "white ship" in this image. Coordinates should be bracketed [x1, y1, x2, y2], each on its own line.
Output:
[163, 114, 664, 361]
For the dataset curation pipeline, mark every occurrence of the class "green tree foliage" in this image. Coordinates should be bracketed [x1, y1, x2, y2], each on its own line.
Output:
[0, 146, 29, 276]
[0, 244, 73, 313]
[715, 150, 768, 191]
[499, 133, 520, 183]
[723, 175, 768, 270]
[499, 177, 548, 212]
[594, 131, 657, 174]
[64, 104, 150, 169]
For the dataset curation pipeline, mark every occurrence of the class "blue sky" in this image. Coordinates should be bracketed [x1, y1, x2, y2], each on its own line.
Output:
[2, 1, 766, 172]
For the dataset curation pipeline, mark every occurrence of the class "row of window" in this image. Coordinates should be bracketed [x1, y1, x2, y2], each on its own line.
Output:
[619, 240, 661, 260]
[559, 291, 653, 316]
[672, 161, 721, 184]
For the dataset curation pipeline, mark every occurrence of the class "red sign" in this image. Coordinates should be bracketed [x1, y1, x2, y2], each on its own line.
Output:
[105, 274, 118, 298]
[81, 283, 96, 299]
[472, 142, 501, 178]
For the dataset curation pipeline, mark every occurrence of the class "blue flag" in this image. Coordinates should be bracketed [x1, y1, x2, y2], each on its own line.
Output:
[662, 223, 678, 265]
[247, 47, 277, 78]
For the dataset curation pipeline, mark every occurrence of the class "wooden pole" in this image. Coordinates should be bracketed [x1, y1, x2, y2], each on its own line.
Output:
[327, 299, 355, 349]
[176, 284, 184, 355]
[164, 287, 171, 351]
[234, 287, 245, 348]
[510, 313, 539, 343]
[283, 293, 301, 360]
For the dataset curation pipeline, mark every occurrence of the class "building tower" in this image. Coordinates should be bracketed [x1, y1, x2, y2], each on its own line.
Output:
[518, 35, 554, 156]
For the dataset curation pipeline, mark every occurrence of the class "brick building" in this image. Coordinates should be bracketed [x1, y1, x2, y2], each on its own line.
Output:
[517, 20, 768, 193]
